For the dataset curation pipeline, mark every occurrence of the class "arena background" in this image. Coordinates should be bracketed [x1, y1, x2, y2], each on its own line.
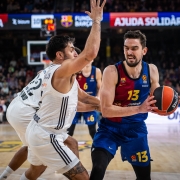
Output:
[0, 0, 180, 179]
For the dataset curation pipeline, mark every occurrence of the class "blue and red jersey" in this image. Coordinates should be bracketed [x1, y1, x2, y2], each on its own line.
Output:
[76, 66, 97, 96]
[107, 61, 151, 123]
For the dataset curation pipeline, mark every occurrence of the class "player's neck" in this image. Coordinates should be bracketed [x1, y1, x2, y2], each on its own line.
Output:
[124, 62, 142, 79]
[52, 59, 63, 65]
[82, 65, 92, 76]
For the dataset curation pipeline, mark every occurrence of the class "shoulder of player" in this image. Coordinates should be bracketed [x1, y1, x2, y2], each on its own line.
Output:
[95, 67, 102, 74]
[104, 65, 117, 74]
[101, 65, 118, 86]
[148, 63, 159, 83]
[102, 65, 118, 81]
[148, 63, 158, 74]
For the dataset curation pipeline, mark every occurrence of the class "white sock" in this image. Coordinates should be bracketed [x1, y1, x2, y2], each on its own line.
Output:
[20, 172, 29, 180]
[0, 166, 14, 180]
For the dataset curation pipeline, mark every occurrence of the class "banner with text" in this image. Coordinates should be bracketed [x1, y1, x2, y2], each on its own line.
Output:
[0, 13, 109, 30]
[1, 12, 180, 30]
[145, 107, 180, 124]
[110, 12, 180, 27]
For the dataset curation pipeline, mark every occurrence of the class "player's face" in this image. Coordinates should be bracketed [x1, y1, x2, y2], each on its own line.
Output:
[63, 42, 77, 59]
[124, 38, 147, 67]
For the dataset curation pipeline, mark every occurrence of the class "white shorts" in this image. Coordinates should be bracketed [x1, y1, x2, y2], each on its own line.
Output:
[6, 96, 36, 146]
[26, 120, 79, 173]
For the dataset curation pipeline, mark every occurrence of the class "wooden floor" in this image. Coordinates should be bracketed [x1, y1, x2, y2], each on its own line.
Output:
[0, 122, 180, 180]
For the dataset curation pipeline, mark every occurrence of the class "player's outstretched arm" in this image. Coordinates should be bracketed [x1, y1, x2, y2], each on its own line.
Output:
[57, 0, 106, 78]
[78, 86, 100, 105]
[77, 101, 101, 112]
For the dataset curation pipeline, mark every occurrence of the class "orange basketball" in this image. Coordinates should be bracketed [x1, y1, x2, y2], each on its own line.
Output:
[152, 86, 179, 116]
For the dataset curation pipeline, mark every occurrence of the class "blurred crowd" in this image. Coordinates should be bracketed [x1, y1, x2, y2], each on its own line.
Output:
[0, 0, 180, 123]
[0, 58, 36, 123]
[0, 0, 180, 13]
[0, 40, 180, 123]
[74, 0, 180, 13]
[0, 0, 55, 13]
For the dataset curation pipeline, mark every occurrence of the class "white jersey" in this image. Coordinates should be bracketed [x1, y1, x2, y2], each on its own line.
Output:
[18, 64, 60, 109]
[34, 67, 78, 132]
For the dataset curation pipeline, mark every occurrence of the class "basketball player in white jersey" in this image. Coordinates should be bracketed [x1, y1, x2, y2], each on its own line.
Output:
[0, 50, 99, 180]
[19, 0, 106, 180]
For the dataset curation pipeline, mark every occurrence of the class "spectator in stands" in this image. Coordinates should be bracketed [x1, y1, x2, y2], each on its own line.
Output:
[1, 81, 9, 95]
[0, 98, 7, 123]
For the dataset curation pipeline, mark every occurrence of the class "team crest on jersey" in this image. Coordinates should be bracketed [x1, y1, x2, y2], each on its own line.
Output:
[61, 15, 73, 28]
[119, 78, 126, 86]
[78, 75, 82, 80]
[121, 78, 126, 83]
[131, 155, 137, 162]
[142, 75, 147, 83]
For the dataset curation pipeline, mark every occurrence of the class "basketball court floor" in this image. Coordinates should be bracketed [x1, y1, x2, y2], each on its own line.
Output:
[0, 122, 180, 180]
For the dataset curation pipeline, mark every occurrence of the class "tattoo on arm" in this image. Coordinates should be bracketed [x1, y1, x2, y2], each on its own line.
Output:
[63, 162, 87, 179]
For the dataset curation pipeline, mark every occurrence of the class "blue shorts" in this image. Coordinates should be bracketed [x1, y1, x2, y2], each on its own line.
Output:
[92, 118, 150, 166]
[72, 111, 98, 125]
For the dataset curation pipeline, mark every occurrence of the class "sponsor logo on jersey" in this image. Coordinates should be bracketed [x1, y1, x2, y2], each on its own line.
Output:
[113, 101, 121, 106]
[142, 85, 149, 87]
[90, 75, 95, 82]
[61, 15, 73, 28]
[128, 102, 141, 106]
[44, 73, 51, 79]
[131, 155, 137, 162]
[91, 75, 94, 79]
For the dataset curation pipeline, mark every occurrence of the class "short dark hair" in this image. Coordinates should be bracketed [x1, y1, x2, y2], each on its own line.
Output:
[46, 35, 75, 61]
[124, 30, 147, 48]
[75, 47, 81, 54]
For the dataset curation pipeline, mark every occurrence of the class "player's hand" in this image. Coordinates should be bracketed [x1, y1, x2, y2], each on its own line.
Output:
[85, 0, 106, 21]
[95, 105, 101, 112]
[96, 96, 100, 100]
[138, 95, 158, 113]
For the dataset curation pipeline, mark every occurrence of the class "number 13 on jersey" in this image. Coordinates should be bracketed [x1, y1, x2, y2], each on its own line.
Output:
[127, 90, 140, 101]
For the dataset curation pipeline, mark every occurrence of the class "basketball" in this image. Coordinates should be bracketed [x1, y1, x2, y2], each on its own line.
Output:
[152, 86, 179, 116]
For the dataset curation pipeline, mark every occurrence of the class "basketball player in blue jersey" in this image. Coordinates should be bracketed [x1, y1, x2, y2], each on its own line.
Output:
[90, 30, 159, 180]
[19, 0, 106, 180]
[68, 61, 102, 139]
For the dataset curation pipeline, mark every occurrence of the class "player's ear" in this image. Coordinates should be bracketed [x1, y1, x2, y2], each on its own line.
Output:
[143, 47, 148, 55]
[56, 51, 64, 60]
